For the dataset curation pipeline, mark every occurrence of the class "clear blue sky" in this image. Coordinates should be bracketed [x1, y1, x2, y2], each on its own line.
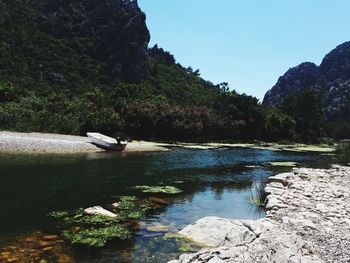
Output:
[138, 0, 350, 101]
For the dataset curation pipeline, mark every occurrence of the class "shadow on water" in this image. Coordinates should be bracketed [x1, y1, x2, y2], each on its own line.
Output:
[0, 148, 330, 262]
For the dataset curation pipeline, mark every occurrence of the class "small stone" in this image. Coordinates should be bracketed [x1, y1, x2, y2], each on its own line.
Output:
[38, 240, 50, 248]
[146, 224, 169, 232]
[41, 235, 59, 241]
[84, 206, 117, 217]
[111, 202, 119, 208]
[6, 257, 20, 263]
[42, 246, 53, 252]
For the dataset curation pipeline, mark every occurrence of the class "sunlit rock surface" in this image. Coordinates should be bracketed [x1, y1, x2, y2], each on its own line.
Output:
[170, 166, 350, 263]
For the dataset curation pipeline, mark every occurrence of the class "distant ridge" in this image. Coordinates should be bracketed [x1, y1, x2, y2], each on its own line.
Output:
[263, 41, 350, 121]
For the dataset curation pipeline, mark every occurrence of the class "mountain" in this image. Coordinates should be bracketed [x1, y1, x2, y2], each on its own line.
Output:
[0, 0, 151, 87]
[263, 41, 350, 121]
[0, 0, 264, 140]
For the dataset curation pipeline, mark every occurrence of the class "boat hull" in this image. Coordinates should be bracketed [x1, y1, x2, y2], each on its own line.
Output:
[87, 133, 127, 151]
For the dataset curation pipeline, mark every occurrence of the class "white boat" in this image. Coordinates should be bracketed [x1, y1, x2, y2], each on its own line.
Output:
[87, 133, 127, 151]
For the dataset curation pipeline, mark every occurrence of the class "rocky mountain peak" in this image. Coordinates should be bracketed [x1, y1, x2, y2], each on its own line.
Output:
[320, 41, 350, 82]
[263, 62, 321, 106]
[263, 41, 350, 121]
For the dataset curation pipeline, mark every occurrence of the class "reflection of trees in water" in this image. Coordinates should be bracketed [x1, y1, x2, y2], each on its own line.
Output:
[211, 181, 253, 200]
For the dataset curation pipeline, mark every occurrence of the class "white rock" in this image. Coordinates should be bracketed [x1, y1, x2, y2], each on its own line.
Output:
[111, 202, 119, 208]
[84, 206, 117, 217]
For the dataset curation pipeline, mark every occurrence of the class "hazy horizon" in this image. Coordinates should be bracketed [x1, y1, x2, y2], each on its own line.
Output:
[139, 0, 350, 101]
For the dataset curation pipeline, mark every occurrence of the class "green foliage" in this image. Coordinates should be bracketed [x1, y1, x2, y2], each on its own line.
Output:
[262, 109, 296, 141]
[324, 121, 350, 140]
[335, 143, 350, 165]
[319, 137, 334, 146]
[0, 82, 17, 102]
[279, 90, 323, 143]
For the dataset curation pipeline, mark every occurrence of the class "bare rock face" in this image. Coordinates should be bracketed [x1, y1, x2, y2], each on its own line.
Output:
[263, 62, 322, 106]
[170, 166, 350, 263]
[263, 41, 350, 121]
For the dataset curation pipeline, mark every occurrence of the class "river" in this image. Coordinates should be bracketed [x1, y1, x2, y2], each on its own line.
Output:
[0, 148, 329, 262]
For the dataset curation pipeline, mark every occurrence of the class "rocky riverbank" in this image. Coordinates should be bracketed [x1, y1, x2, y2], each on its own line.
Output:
[0, 131, 168, 154]
[169, 166, 350, 263]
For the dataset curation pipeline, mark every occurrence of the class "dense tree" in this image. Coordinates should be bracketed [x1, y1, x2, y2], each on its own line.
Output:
[262, 109, 296, 141]
[279, 90, 323, 142]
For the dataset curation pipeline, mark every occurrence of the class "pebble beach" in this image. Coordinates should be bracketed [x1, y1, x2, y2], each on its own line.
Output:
[0, 131, 168, 154]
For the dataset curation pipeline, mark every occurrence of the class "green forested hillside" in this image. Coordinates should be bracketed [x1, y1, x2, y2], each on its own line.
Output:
[0, 0, 341, 142]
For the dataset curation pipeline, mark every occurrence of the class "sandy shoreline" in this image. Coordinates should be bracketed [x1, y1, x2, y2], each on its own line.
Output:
[0, 131, 168, 154]
[0, 131, 335, 155]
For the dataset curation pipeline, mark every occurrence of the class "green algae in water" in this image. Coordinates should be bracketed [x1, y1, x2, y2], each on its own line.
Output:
[149, 235, 206, 254]
[62, 225, 131, 248]
[132, 185, 183, 194]
[48, 196, 151, 248]
[49, 209, 128, 247]
[49, 209, 119, 226]
[113, 196, 150, 220]
[249, 197, 265, 207]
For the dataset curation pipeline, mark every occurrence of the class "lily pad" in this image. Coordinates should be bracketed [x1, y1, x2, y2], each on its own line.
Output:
[132, 185, 183, 194]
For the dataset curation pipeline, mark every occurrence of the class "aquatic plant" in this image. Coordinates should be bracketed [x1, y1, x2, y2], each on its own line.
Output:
[48, 211, 70, 219]
[249, 182, 267, 207]
[62, 225, 131, 248]
[114, 196, 150, 220]
[132, 185, 183, 194]
[178, 246, 191, 252]
[48, 196, 151, 248]
[150, 235, 206, 253]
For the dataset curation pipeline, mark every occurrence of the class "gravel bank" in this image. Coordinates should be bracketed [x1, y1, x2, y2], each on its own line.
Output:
[169, 166, 350, 263]
[0, 131, 168, 154]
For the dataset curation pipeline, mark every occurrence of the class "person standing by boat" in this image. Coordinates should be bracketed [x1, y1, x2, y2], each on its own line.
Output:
[116, 136, 122, 146]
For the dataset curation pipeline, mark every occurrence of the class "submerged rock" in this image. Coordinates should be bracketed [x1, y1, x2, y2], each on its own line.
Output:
[111, 202, 120, 208]
[146, 197, 169, 205]
[0, 231, 73, 262]
[146, 224, 170, 233]
[84, 206, 117, 218]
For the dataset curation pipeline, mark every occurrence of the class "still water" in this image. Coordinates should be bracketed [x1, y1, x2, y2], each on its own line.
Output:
[0, 148, 326, 262]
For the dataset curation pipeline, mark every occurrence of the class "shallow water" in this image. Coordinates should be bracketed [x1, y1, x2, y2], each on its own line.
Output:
[0, 148, 328, 262]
